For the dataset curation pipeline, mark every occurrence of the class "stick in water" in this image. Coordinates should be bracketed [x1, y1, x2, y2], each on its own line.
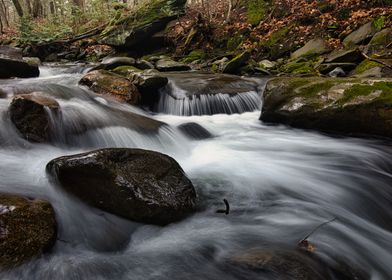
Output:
[216, 199, 230, 215]
[299, 217, 337, 243]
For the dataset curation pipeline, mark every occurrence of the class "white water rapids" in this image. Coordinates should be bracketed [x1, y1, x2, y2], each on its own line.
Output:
[0, 66, 392, 279]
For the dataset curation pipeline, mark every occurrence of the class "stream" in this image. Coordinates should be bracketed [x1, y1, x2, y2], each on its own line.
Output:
[1, 65, 392, 279]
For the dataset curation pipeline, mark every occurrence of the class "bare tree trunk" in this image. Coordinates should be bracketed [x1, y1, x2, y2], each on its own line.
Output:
[225, 0, 232, 23]
[11, 0, 24, 17]
[32, 0, 43, 17]
[0, 0, 9, 27]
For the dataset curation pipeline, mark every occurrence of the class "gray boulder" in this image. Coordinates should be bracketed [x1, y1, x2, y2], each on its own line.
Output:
[343, 22, 379, 47]
[156, 58, 191, 72]
[291, 38, 329, 60]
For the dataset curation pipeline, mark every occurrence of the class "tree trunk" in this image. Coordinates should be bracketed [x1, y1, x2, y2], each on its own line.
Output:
[11, 0, 24, 17]
[32, 0, 43, 17]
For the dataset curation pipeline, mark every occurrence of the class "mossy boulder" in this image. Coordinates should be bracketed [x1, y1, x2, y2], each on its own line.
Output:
[353, 59, 384, 75]
[261, 77, 392, 137]
[155, 58, 191, 72]
[79, 70, 141, 105]
[367, 28, 392, 56]
[46, 148, 196, 225]
[9, 93, 60, 143]
[291, 38, 329, 60]
[0, 193, 57, 269]
[98, 0, 186, 48]
[281, 61, 317, 75]
[222, 51, 251, 74]
[182, 50, 205, 63]
[90, 56, 136, 72]
[113, 67, 168, 106]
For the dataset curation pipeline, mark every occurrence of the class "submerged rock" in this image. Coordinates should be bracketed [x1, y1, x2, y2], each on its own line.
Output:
[0, 57, 40, 79]
[178, 122, 213, 140]
[261, 77, 392, 137]
[79, 70, 141, 105]
[46, 148, 197, 225]
[0, 193, 57, 269]
[9, 93, 60, 143]
[229, 249, 329, 280]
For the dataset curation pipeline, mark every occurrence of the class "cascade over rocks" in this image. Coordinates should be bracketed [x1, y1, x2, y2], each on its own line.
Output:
[46, 148, 197, 225]
[79, 70, 141, 105]
[261, 77, 392, 138]
[9, 93, 60, 143]
[0, 193, 57, 269]
[0, 46, 40, 79]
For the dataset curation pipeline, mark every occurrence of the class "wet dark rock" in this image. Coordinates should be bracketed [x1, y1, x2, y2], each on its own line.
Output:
[79, 70, 141, 105]
[0, 89, 7, 98]
[178, 122, 213, 140]
[261, 77, 392, 138]
[9, 93, 60, 143]
[0, 46, 22, 60]
[0, 57, 40, 79]
[136, 59, 155, 70]
[0, 193, 57, 269]
[46, 148, 196, 225]
[317, 63, 357, 75]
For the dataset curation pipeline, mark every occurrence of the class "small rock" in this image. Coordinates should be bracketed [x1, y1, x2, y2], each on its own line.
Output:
[46, 148, 197, 225]
[9, 93, 60, 143]
[22, 57, 41, 66]
[317, 63, 357, 74]
[136, 59, 155, 70]
[258, 59, 276, 69]
[79, 70, 141, 105]
[155, 58, 191, 72]
[91, 56, 136, 71]
[328, 67, 346, 77]
[0, 193, 57, 269]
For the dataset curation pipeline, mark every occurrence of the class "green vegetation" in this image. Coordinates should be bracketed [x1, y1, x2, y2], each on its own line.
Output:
[182, 50, 205, 63]
[247, 0, 268, 26]
[354, 59, 383, 74]
[340, 81, 392, 104]
[373, 16, 386, 31]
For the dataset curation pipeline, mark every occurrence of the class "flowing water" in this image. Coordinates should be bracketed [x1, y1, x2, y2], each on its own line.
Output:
[0, 66, 392, 279]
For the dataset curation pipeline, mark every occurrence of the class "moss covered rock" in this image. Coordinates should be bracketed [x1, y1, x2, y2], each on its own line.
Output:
[0, 193, 57, 269]
[155, 58, 191, 72]
[98, 0, 186, 48]
[222, 51, 251, 74]
[367, 28, 392, 56]
[343, 21, 379, 47]
[291, 38, 329, 60]
[261, 77, 392, 137]
[79, 70, 141, 105]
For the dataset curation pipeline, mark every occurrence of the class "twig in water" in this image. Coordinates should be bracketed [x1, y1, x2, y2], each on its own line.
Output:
[216, 199, 230, 215]
[298, 217, 337, 252]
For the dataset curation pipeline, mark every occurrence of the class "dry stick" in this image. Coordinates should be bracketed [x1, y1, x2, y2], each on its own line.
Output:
[386, 42, 392, 49]
[299, 217, 337, 243]
[361, 51, 392, 70]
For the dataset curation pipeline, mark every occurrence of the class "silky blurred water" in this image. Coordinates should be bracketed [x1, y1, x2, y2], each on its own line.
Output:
[0, 67, 391, 279]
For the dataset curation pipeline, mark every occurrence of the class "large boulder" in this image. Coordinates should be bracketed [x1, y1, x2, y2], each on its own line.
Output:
[79, 70, 141, 105]
[0, 46, 22, 59]
[46, 148, 197, 225]
[155, 58, 191, 72]
[98, 0, 186, 49]
[0, 57, 40, 79]
[260, 77, 392, 137]
[0, 193, 57, 269]
[324, 49, 364, 64]
[291, 38, 329, 60]
[366, 28, 392, 56]
[9, 93, 60, 143]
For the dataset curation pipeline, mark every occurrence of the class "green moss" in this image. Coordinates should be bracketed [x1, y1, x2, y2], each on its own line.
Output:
[281, 61, 316, 75]
[340, 82, 392, 104]
[112, 66, 141, 76]
[211, 64, 219, 72]
[182, 50, 205, 63]
[247, 0, 268, 26]
[227, 35, 243, 51]
[354, 59, 383, 74]
[264, 26, 292, 48]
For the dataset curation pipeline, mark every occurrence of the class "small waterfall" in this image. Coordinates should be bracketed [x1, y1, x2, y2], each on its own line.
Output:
[155, 73, 266, 116]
